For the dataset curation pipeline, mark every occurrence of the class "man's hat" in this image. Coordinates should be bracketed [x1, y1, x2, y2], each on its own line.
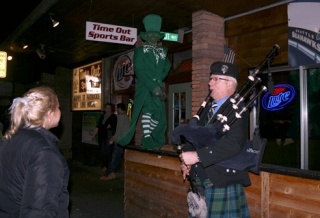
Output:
[140, 14, 165, 42]
[210, 61, 238, 80]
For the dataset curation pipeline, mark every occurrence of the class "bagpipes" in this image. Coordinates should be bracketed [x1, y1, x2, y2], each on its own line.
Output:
[172, 44, 280, 174]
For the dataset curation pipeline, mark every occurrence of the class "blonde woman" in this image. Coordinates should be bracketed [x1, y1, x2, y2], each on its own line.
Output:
[0, 86, 69, 217]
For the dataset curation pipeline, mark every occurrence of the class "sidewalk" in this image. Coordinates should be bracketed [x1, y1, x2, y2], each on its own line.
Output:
[68, 161, 125, 218]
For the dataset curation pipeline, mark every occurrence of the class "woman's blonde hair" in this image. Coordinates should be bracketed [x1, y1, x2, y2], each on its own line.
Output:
[3, 86, 59, 139]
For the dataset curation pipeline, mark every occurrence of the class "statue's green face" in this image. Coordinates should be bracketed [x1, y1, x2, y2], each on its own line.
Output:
[145, 32, 159, 44]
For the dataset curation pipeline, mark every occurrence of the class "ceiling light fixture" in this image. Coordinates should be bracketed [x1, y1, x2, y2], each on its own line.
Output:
[36, 44, 46, 60]
[49, 13, 59, 28]
[22, 42, 28, 49]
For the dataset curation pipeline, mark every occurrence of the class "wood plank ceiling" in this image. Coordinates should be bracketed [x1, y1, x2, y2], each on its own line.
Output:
[0, 0, 285, 84]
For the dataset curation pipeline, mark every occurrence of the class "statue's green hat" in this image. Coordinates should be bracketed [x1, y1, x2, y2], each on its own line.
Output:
[140, 14, 165, 42]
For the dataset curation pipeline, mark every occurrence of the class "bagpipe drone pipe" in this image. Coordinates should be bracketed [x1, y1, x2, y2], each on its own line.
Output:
[172, 44, 280, 174]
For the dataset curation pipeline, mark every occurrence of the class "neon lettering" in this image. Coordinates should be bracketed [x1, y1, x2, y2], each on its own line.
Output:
[267, 91, 290, 108]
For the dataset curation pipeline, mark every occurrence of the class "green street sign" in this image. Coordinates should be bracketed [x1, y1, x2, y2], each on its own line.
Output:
[161, 32, 179, 42]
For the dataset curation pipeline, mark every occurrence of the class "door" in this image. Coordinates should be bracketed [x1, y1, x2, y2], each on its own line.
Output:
[168, 82, 192, 144]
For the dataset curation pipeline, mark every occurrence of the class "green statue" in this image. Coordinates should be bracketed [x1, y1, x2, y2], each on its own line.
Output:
[118, 14, 171, 149]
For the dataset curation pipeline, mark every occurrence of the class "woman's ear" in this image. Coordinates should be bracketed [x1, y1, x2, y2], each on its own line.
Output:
[43, 110, 53, 128]
[46, 110, 54, 118]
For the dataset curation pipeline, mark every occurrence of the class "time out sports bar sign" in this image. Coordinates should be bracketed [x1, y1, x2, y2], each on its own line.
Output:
[85, 21, 181, 44]
[85, 21, 137, 45]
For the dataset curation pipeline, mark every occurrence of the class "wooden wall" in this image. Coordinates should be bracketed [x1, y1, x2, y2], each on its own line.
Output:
[124, 149, 189, 218]
[247, 172, 320, 217]
[124, 149, 320, 218]
[225, 4, 289, 83]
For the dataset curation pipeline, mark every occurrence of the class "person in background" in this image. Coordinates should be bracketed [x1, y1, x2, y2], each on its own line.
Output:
[0, 86, 70, 217]
[100, 103, 130, 181]
[179, 62, 251, 218]
[92, 103, 117, 176]
[117, 14, 171, 149]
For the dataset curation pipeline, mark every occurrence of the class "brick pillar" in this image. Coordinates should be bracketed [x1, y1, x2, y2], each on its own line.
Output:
[192, 10, 224, 115]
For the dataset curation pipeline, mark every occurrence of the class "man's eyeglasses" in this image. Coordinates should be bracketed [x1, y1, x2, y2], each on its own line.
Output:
[210, 77, 230, 82]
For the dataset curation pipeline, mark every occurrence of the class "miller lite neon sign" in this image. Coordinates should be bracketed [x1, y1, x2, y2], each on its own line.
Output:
[262, 84, 296, 111]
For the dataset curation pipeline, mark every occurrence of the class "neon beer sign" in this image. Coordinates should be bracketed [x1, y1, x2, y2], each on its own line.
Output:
[262, 84, 295, 111]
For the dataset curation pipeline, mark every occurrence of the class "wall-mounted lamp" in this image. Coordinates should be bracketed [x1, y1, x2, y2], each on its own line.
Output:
[49, 13, 59, 28]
